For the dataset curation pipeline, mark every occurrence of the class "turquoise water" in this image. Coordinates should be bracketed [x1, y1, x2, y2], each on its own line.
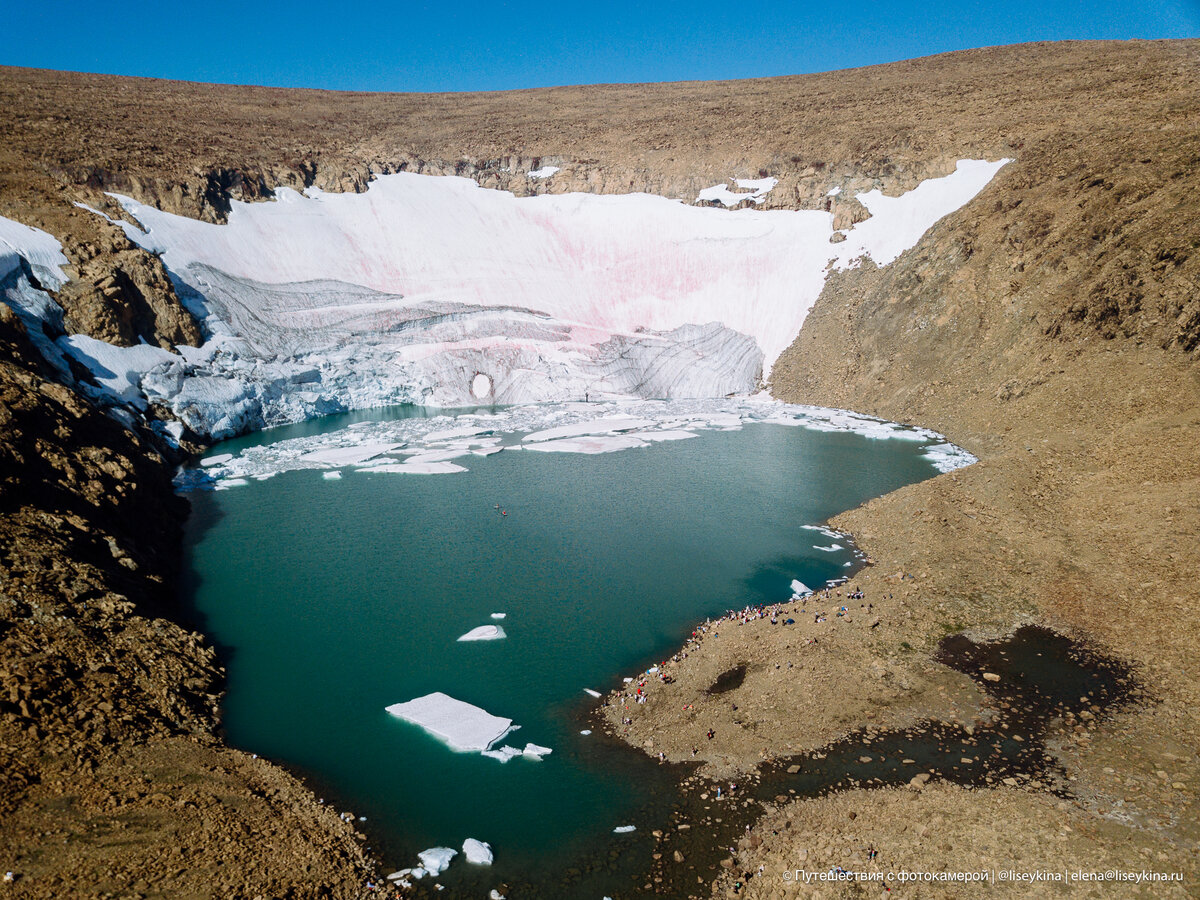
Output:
[182, 408, 943, 894]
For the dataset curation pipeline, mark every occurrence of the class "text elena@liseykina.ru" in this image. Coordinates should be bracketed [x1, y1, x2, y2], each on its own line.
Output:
[780, 868, 1186, 885]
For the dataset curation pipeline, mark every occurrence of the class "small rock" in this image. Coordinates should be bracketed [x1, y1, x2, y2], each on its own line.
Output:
[982, 672, 1001, 682]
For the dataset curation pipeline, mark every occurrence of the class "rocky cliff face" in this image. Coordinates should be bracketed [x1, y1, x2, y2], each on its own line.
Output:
[0, 40, 1197, 898]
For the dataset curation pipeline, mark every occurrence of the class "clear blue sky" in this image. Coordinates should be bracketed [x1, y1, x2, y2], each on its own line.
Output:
[5, 0, 1198, 92]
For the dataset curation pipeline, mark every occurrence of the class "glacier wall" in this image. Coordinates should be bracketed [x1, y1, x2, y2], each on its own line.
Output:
[2, 160, 1008, 441]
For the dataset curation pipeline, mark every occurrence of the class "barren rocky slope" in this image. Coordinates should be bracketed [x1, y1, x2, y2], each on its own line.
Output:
[1, 39, 1197, 898]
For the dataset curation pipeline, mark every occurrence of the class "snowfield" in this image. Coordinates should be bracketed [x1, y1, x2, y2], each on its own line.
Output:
[1, 161, 1007, 441]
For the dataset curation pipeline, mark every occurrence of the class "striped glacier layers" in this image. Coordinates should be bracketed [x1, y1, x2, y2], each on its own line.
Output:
[4, 161, 1007, 440]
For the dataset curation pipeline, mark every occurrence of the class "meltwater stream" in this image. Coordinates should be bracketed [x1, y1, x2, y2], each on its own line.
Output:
[181, 403, 958, 897]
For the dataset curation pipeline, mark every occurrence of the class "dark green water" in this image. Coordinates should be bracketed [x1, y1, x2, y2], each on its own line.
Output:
[182, 408, 944, 894]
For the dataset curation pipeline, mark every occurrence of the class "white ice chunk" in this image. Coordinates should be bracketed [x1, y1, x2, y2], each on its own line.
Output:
[580, 729, 592, 735]
[922, 441, 979, 473]
[457, 625, 507, 642]
[462, 838, 494, 865]
[527, 166, 560, 179]
[613, 825, 637, 834]
[520, 434, 647, 455]
[424, 425, 492, 442]
[385, 693, 515, 752]
[417, 847, 457, 876]
[201, 453, 234, 467]
[522, 743, 553, 759]
[790, 579, 813, 597]
[490, 613, 507, 619]
[583, 689, 602, 698]
[813, 543, 843, 552]
[641, 429, 697, 442]
[357, 460, 467, 474]
[480, 745, 523, 763]
[323, 470, 343, 480]
[301, 442, 401, 465]
[523, 416, 658, 442]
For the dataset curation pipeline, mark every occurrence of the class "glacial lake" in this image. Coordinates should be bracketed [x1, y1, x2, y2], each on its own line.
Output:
[181, 402, 956, 896]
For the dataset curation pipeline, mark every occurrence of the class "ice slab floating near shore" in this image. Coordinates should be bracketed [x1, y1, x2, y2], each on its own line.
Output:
[479, 741, 553, 763]
[462, 838, 494, 865]
[457, 625, 507, 642]
[417, 847, 456, 876]
[385, 693, 515, 752]
[790, 579, 813, 597]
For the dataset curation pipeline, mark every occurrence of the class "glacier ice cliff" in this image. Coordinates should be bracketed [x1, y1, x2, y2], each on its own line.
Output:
[2, 161, 1008, 441]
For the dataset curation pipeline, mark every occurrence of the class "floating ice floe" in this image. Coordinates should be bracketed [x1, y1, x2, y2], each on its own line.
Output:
[490, 612, 507, 620]
[322, 471, 342, 480]
[613, 825, 637, 834]
[813, 543, 843, 552]
[418, 847, 457, 877]
[385, 693, 516, 753]
[462, 838, 494, 865]
[800, 524, 844, 540]
[790, 579, 813, 597]
[480, 745, 523, 763]
[457, 625, 507, 642]
[922, 441, 979, 473]
[580, 729, 592, 735]
[583, 688, 602, 698]
[480, 741, 553, 763]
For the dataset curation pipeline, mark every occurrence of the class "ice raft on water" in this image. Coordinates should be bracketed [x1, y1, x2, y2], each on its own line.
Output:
[385, 693, 515, 752]
[463, 838, 493, 865]
[418, 847, 457, 876]
[480, 741, 553, 763]
[457, 624, 507, 642]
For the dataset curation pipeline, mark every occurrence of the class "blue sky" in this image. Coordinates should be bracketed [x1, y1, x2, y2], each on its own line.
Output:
[5, 0, 1198, 92]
